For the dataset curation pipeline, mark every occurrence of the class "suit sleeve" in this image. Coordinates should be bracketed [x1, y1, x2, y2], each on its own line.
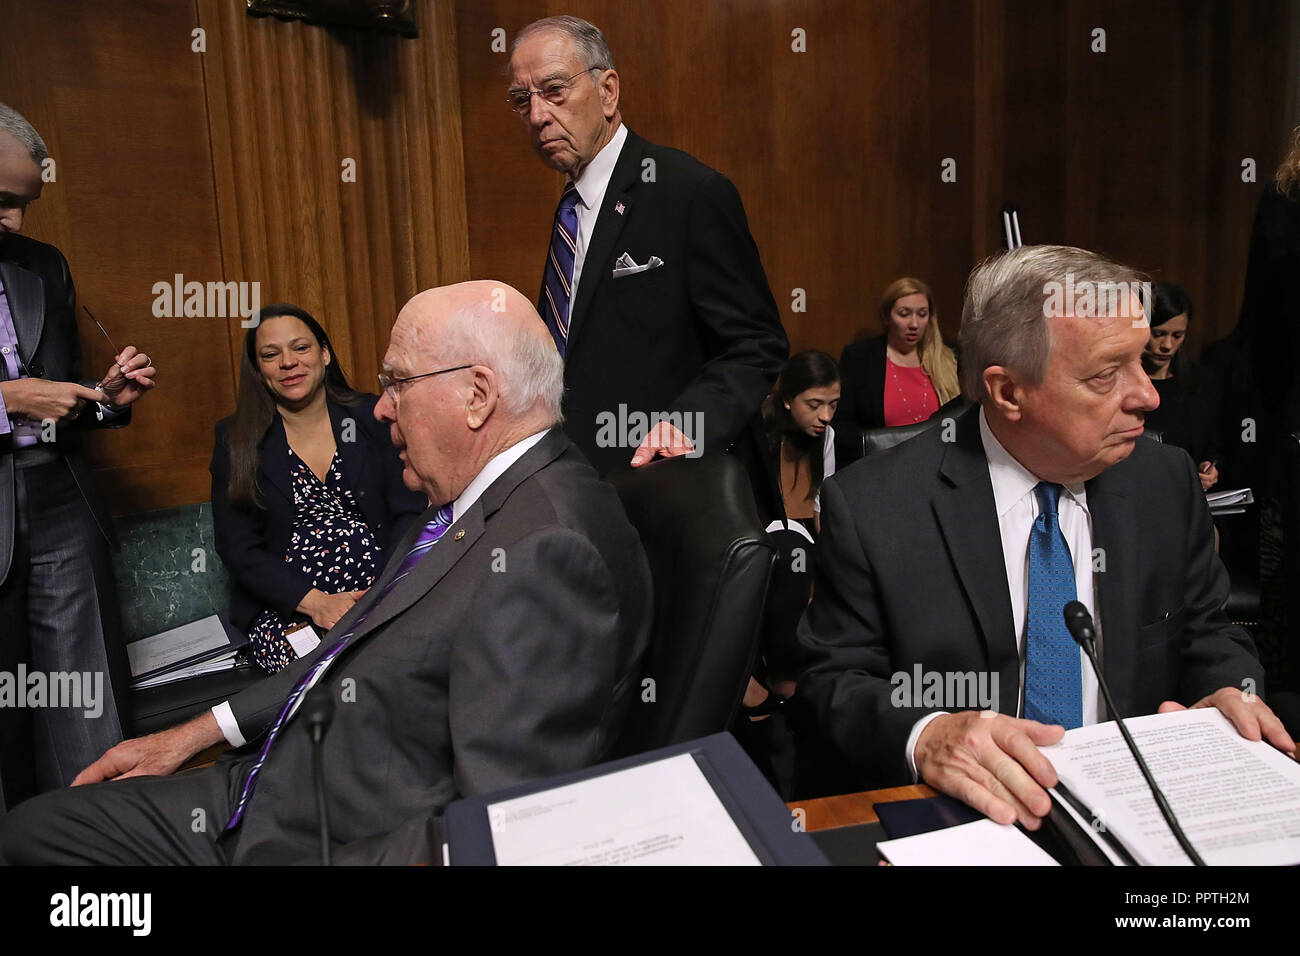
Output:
[796, 476, 931, 787]
[209, 424, 315, 618]
[448, 527, 629, 795]
[1172, 452, 1265, 702]
[671, 171, 788, 453]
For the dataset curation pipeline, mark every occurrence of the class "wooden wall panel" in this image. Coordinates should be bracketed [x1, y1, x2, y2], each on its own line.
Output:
[1, 0, 469, 512]
[456, 0, 1297, 365]
[0, 0, 232, 511]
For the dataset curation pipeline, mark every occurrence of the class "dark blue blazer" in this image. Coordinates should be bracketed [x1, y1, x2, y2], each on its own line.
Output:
[210, 394, 427, 631]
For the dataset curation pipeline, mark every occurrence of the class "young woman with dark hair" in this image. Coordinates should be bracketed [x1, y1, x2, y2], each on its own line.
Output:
[210, 304, 427, 673]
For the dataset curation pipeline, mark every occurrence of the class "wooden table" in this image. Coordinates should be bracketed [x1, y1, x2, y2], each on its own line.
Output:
[789, 784, 937, 832]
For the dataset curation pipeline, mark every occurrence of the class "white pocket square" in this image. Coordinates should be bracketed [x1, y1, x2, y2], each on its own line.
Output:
[612, 253, 665, 277]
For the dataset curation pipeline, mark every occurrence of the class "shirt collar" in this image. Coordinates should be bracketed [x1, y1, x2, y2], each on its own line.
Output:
[978, 406, 1087, 517]
[450, 429, 549, 522]
[570, 122, 627, 210]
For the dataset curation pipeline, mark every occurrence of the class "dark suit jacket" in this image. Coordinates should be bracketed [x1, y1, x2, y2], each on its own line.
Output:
[209, 394, 426, 631]
[0, 233, 130, 586]
[797, 405, 1264, 789]
[545, 128, 788, 474]
[835, 335, 889, 433]
[215, 427, 653, 862]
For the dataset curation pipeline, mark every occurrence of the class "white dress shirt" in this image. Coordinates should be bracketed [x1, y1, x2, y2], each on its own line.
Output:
[905, 408, 1103, 776]
[568, 122, 627, 319]
[213, 429, 550, 746]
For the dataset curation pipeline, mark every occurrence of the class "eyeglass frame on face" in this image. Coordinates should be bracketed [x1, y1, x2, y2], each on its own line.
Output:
[378, 364, 472, 402]
[506, 67, 602, 114]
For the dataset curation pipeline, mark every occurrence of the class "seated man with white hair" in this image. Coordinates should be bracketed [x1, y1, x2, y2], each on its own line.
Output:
[0, 280, 652, 865]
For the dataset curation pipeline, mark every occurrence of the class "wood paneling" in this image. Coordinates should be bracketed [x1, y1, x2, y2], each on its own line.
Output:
[1, 0, 469, 512]
[456, 1, 1297, 364]
[3, 0, 1294, 513]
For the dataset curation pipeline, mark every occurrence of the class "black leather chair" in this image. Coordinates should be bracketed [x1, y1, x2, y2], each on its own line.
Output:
[854, 397, 973, 461]
[608, 454, 776, 755]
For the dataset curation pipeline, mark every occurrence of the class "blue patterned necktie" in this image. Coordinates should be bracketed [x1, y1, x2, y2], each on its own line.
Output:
[223, 503, 455, 833]
[540, 181, 581, 356]
[1023, 482, 1083, 729]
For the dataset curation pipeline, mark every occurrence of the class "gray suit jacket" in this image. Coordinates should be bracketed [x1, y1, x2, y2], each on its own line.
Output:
[797, 405, 1264, 789]
[0, 234, 129, 585]
[218, 427, 653, 862]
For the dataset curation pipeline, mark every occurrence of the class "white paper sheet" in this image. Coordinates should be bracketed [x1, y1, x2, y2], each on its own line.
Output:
[876, 819, 1059, 866]
[126, 614, 233, 678]
[1041, 708, 1300, 865]
[487, 753, 761, 866]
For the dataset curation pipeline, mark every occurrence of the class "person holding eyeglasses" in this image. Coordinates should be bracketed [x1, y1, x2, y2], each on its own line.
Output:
[507, 16, 788, 474]
[209, 304, 426, 673]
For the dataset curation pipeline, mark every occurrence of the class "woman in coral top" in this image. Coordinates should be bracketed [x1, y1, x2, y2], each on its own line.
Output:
[836, 277, 960, 433]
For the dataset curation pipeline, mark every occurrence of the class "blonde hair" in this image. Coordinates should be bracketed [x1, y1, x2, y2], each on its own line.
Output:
[1276, 125, 1300, 198]
[880, 277, 959, 404]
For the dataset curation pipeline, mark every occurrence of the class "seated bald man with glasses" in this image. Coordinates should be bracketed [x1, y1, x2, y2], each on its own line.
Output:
[507, 16, 788, 474]
[0, 281, 652, 865]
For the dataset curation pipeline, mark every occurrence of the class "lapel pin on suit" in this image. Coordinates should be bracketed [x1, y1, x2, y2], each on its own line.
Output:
[614, 201, 625, 215]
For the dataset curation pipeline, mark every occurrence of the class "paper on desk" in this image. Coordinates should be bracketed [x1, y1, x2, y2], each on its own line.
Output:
[127, 614, 234, 679]
[132, 650, 240, 689]
[876, 819, 1058, 866]
[487, 752, 761, 866]
[1041, 708, 1300, 865]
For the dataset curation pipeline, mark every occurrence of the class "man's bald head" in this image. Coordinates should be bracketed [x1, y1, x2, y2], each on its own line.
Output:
[394, 280, 563, 424]
[376, 281, 563, 503]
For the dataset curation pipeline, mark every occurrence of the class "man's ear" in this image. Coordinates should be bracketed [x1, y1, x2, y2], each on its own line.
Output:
[465, 366, 499, 430]
[982, 365, 1024, 422]
[599, 69, 620, 119]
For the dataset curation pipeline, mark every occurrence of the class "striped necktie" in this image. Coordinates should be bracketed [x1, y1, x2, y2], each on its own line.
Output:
[223, 503, 455, 833]
[1023, 482, 1083, 729]
[540, 181, 581, 355]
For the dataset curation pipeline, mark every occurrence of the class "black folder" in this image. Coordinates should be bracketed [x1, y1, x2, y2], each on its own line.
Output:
[441, 732, 829, 865]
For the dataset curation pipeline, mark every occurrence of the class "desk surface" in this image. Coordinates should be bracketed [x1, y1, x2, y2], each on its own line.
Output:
[790, 785, 937, 832]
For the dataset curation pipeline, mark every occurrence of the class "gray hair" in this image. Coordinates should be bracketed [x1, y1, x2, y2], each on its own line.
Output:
[439, 295, 565, 426]
[0, 102, 48, 165]
[959, 244, 1147, 401]
[511, 16, 615, 72]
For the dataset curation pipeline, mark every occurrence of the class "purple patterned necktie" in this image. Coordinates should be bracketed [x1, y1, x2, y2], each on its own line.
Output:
[223, 503, 455, 833]
[540, 181, 581, 356]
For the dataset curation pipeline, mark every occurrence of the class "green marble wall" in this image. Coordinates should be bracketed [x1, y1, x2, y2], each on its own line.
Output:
[112, 502, 233, 643]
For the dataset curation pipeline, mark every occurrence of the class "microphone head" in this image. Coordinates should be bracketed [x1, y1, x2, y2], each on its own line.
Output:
[303, 684, 335, 732]
[1063, 600, 1094, 647]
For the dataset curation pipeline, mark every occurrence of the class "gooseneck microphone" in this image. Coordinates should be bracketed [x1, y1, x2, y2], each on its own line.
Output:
[1062, 601, 1205, 866]
[303, 684, 336, 866]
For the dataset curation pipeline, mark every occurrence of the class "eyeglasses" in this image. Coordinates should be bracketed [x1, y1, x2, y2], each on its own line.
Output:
[378, 364, 471, 400]
[506, 67, 600, 113]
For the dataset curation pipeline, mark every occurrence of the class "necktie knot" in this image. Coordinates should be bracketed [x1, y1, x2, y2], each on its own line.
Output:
[1034, 481, 1063, 516]
[557, 181, 581, 214]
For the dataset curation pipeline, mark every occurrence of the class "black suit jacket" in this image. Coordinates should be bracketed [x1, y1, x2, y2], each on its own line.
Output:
[835, 335, 888, 433]
[544, 128, 788, 474]
[797, 405, 1264, 789]
[209, 394, 426, 630]
[0, 233, 129, 585]
[216, 427, 653, 862]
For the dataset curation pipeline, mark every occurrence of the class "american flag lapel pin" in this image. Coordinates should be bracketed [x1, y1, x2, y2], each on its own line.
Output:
[614, 201, 625, 215]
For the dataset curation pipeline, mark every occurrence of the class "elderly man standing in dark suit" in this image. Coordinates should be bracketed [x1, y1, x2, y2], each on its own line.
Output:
[0, 103, 156, 811]
[508, 16, 788, 475]
[798, 245, 1295, 829]
[0, 280, 652, 865]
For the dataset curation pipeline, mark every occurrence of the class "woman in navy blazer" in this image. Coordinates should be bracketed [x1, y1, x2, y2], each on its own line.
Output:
[210, 304, 426, 672]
